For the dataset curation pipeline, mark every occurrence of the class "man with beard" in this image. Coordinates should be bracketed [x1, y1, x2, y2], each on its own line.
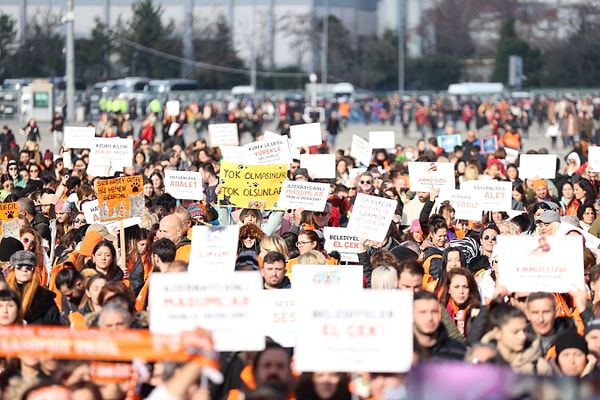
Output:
[261, 252, 291, 290]
[55, 268, 86, 325]
[250, 341, 293, 398]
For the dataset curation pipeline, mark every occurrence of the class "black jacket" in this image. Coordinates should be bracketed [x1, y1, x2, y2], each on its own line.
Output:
[414, 323, 467, 362]
[130, 259, 145, 296]
[31, 213, 51, 245]
[25, 286, 61, 325]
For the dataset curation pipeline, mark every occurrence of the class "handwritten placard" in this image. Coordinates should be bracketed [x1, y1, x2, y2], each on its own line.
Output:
[64, 126, 95, 149]
[276, 181, 329, 211]
[96, 175, 145, 222]
[294, 290, 413, 372]
[88, 138, 134, 177]
[164, 170, 204, 200]
[495, 235, 584, 292]
[347, 193, 396, 242]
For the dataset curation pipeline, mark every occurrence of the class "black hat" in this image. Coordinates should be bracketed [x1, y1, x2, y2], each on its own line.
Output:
[235, 251, 260, 271]
[555, 331, 588, 360]
[293, 168, 310, 180]
[0, 238, 24, 262]
[585, 318, 600, 336]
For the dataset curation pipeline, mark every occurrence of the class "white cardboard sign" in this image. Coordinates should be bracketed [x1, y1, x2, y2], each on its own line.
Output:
[64, 126, 95, 149]
[496, 235, 584, 293]
[407, 162, 455, 192]
[368, 131, 395, 149]
[294, 290, 413, 372]
[300, 154, 335, 179]
[149, 272, 264, 351]
[166, 100, 180, 116]
[438, 189, 483, 221]
[164, 170, 204, 200]
[518, 154, 557, 179]
[245, 137, 292, 165]
[290, 123, 322, 148]
[461, 180, 512, 212]
[276, 181, 329, 211]
[350, 135, 372, 167]
[208, 123, 239, 147]
[347, 193, 397, 242]
[88, 138, 133, 177]
[261, 290, 297, 348]
[588, 147, 600, 172]
[220, 145, 257, 164]
[323, 227, 361, 254]
[188, 225, 240, 273]
[291, 264, 364, 292]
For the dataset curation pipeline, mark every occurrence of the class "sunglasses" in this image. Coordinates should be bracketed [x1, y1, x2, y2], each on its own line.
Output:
[511, 295, 528, 303]
[314, 211, 329, 217]
[360, 180, 372, 184]
[482, 235, 497, 242]
[22, 237, 36, 246]
[14, 264, 35, 272]
[74, 218, 86, 224]
[242, 235, 256, 240]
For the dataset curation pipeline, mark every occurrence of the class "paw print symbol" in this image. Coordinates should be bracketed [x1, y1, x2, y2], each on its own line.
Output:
[220, 178, 226, 185]
[253, 182, 259, 187]
[131, 182, 140, 192]
[238, 165, 244, 169]
[5, 211, 14, 219]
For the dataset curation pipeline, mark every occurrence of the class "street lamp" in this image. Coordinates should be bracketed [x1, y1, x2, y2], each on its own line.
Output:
[63, 0, 75, 122]
[309, 73, 317, 107]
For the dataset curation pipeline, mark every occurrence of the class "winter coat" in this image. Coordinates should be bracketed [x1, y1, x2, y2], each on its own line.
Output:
[481, 331, 553, 376]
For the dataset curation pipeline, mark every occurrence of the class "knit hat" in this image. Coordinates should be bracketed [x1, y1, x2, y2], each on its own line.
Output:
[55, 200, 72, 213]
[43, 150, 54, 161]
[188, 203, 206, 220]
[409, 219, 421, 233]
[79, 230, 103, 257]
[10, 250, 37, 267]
[533, 179, 548, 191]
[293, 168, 310, 180]
[555, 331, 588, 360]
[585, 318, 600, 336]
[0, 238, 24, 262]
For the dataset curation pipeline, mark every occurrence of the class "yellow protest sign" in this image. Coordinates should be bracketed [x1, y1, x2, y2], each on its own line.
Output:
[0, 202, 18, 238]
[218, 160, 288, 210]
[96, 175, 145, 222]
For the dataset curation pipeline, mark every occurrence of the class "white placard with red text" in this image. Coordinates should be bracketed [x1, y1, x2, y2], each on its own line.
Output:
[290, 123, 322, 148]
[347, 193, 396, 242]
[188, 225, 240, 273]
[261, 290, 297, 348]
[294, 290, 413, 372]
[292, 264, 363, 292]
[208, 123, 239, 146]
[350, 135, 372, 166]
[164, 170, 204, 200]
[300, 154, 336, 179]
[368, 131, 395, 149]
[438, 189, 484, 221]
[323, 227, 360, 254]
[495, 235, 584, 292]
[88, 138, 133, 177]
[407, 162, 455, 192]
[245, 137, 292, 165]
[518, 154, 557, 179]
[149, 272, 264, 351]
[461, 180, 512, 212]
[276, 181, 329, 211]
[64, 126, 95, 149]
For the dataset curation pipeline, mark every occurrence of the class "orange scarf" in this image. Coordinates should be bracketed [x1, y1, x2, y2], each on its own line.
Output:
[446, 298, 470, 337]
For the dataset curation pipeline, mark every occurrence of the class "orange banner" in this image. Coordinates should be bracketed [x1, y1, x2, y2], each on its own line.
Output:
[96, 175, 144, 222]
[0, 326, 219, 369]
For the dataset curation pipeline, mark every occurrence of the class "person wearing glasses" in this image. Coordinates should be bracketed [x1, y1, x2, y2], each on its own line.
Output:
[479, 224, 500, 261]
[6, 250, 60, 325]
[237, 223, 265, 257]
[6, 160, 25, 189]
[19, 227, 50, 286]
[350, 173, 375, 207]
[0, 174, 13, 201]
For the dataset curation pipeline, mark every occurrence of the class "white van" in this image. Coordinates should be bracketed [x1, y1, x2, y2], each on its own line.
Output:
[231, 86, 255, 99]
[332, 82, 354, 101]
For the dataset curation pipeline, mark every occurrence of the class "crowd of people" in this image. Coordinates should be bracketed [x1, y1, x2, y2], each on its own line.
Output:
[0, 92, 599, 399]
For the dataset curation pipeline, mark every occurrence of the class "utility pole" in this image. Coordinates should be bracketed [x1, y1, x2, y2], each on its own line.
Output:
[65, 0, 75, 122]
[321, 0, 329, 99]
[250, 0, 257, 88]
[398, 0, 405, 93]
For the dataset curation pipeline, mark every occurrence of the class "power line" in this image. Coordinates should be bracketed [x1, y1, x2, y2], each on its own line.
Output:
[117, 36, 309, 78]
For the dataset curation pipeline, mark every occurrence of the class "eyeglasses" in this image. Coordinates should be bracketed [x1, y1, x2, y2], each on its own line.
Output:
[14, 264, 35, 272]
[22, 237, 36, 246]
[482, 235, 497, 242]
[360, 180, 372, 184]
[511, 295, 528, 303]
[74, 218, 86, 224]
[8, 166, 17, 170]
[242, 235, 256, 240]
[29, 169, 38, 173]
[296, 241, 313, 246]
[314, 211, 329, 217]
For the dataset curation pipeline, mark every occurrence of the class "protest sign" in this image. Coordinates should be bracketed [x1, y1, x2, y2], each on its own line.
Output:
[166, 100, 180, 116]
[289, 123, 322, 148]
[96, 175, 145, 222]
[518, 154, 557, 179]
[291, 264, 363, 292]
[437, 134, 462, 153]
[245, 137, 292, 165]
[555, 223, 600, 250]
[589, 147, 600, 172]
[461, 180, 512, 212]
[350, 135, 372, 166]
[438, 189, 483, 221]
[0, 326, 221, 369]
[81, 200, 140, 230]
[300, 154, 336, 179]
[208, 123, 239, 147]
[149, 272, 264, 351]
[480, 135, 498, 154]
[368, 131, 395, 149]
[495, 235, 584, 292]
[218, 160, 288, 210]
[64, 126, 94, 149]
[261, 290, 297, 348]
[262, 130, 281, 140]
[276, 181, 329, 211]
[220, 145, 257, 164]
[407, 162, 455, 192]
[0, 202, 18, 238]
[347, 193, 396, 242]
[164, 170, 204, 200]
[88, 138, 133, 177]
[323, 227, 361, 254]
[295, 290, 413, 372]
[188, 225, 239, 273]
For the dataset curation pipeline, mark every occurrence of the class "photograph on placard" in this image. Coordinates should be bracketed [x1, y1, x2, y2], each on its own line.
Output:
[480, 135, 498, 154]
[437, 134, 462, 153]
